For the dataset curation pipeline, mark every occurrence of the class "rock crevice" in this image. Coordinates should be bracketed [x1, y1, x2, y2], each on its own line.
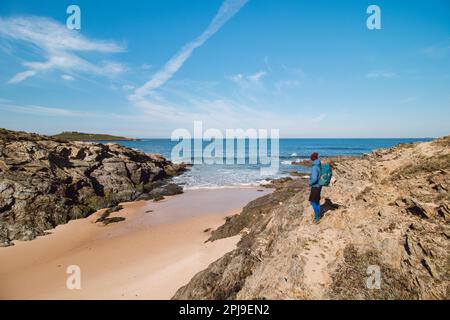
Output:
[173, 137, 449, 300]
[0, 128, 187, 246]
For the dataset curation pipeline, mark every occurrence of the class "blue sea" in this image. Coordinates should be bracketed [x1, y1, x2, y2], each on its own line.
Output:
[111, 138, 431, 189]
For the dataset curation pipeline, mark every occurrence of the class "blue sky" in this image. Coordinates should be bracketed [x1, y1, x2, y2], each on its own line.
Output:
[0, 0, 449, 138]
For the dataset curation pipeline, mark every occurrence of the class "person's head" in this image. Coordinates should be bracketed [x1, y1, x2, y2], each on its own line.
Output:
[310, 152, 319, 161]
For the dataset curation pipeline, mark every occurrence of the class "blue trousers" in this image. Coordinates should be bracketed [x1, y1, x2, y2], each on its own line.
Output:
[310, 201, 321, 222]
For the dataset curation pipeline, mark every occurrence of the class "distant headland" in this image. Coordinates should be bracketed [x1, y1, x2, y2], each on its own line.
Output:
[52, 131, 140, 141]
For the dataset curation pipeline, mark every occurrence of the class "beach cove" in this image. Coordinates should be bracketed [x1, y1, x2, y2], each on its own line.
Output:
[0, 187, 271, 299]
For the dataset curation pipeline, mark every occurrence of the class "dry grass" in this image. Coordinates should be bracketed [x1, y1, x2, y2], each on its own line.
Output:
[329, 245, 419, 300]
[431, 136, 450, 148]
[392, 154, 450, 179]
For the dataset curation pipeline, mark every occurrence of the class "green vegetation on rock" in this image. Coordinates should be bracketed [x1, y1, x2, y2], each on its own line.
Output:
[52, 131, 139, 141]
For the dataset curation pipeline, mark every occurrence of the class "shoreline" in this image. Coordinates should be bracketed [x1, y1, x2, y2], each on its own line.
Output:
[0, 187, 272, 300]
[173, 137, 449, 300]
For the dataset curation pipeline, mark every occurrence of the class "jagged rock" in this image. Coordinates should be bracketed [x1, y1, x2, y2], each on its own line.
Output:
[406, 198, 435, 219]
[0, 128, 187, 245]
[174, 136, 450, 300]
[421, 257, 438, 279]
[148, 183, 183, 198]
[153, 195, 165, 202]
[437, 205, 450, 220]
[95, 205, 124, 223]
[102, 217, 126, 225]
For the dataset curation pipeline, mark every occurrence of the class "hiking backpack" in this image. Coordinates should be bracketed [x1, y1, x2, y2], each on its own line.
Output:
[319, 163, 332, 186]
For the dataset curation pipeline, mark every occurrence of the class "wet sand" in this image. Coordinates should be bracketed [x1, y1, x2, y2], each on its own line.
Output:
[0, 187, 271, 300]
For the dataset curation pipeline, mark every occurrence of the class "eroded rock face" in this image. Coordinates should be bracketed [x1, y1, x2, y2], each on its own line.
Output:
[173, 137, 450, 300]
[0, 128, 187, 246]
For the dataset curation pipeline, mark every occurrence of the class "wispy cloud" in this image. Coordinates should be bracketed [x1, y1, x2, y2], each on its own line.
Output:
[132, 88, 325, 132]
[227, 70, 267, 85]
[263, 56, 272, 72]
[275, 79, 301, 93]
[365, 71, 398, 79]
[247, 71, 267, 82]
[61, 74, 75, 81]
[8, 70, 37, 84]
[311, 113, 327, 122]
[123, 0, 324, 136]
[0, 101, 90, 117]
[127, 76, 327, 135]
[131, 0, 248, 101]
[0, 16, 126, 84]
[282, 65, 305, 77]
[422, 38, 450, 59]
[274, 65, 305, 92]
[122, 84, 135, 91]
[140, 63, 152, 70]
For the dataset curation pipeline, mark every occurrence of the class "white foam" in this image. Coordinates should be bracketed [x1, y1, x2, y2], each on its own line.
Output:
[172, 164, 286, 190]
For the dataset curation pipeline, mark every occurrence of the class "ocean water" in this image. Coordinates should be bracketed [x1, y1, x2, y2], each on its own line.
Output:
[111, 138, 432, 189]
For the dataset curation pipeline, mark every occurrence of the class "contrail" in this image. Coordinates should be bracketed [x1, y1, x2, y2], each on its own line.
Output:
[132, 0, 248, 100]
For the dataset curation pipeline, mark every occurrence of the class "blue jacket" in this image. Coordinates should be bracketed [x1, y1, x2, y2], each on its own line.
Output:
[309, 159, 322, 187]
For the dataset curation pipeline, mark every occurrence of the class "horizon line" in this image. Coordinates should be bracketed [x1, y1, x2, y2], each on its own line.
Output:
[0, 127, 440, 140]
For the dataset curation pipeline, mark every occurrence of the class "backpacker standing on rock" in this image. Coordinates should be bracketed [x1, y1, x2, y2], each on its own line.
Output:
[308, 152, 332, 223]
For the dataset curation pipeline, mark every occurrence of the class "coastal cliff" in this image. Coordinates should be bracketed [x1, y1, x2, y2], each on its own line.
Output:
[174, 137, 450, 300]
[0, 128, 186, 246]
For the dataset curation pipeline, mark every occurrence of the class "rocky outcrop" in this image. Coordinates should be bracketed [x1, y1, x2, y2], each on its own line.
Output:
[0, 128, 187, 246]
[173, 137, 450, 300]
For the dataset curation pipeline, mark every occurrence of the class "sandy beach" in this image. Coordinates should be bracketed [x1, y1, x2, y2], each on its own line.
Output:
[0, 187, 271, 300]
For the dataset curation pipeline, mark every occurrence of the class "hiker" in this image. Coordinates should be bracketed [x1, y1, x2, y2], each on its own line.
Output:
[309, 152, 322, 223]
[308, 152, 333, 223]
